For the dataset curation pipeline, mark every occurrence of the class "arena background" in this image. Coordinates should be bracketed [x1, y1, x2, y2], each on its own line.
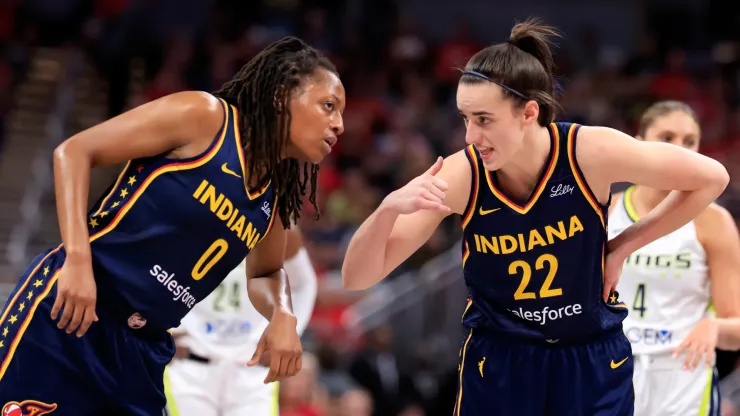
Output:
[1, 0, 740, 415]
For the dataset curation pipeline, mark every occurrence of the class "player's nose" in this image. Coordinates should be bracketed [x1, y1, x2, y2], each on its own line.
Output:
[465, 125, 483, 145]
[330, 113, 344, 136]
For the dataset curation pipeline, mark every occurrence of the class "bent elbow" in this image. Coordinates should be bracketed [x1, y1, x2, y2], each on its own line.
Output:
[713, 162, 730, 192]
[341, 267, 371, 291]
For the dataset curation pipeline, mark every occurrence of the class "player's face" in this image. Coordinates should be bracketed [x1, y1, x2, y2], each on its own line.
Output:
[457, 83, 538, 170]
[640, 110, 701, 152]
[285, 68, 345, 164]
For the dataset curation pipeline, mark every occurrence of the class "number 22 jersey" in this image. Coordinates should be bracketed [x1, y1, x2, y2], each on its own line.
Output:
[460, 122, 627, 341]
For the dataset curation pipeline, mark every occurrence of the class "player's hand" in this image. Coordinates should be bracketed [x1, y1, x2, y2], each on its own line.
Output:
[382, 156, 450, 215]
[673, 317, 719, 371]
[50, 255, 99, 337]
[602, 242, 626, 302]
[248, 311, 302, 384]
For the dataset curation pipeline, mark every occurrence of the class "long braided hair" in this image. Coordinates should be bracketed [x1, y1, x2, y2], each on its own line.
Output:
[213, 36, 336, 228]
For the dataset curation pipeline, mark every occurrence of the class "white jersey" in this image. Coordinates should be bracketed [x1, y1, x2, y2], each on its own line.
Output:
[610, 187, 711, 355]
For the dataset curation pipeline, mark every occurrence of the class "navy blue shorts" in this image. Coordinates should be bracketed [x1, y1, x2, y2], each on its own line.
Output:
[0, 248, 175, 415]
[454, 328, 634, 416]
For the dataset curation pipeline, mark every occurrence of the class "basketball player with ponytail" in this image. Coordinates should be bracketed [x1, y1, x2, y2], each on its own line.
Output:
[342, 18, 729, 415]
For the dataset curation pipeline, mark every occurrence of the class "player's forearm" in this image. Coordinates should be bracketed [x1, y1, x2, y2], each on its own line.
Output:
[53, 140, 93, 260]
[717, 318, 740, 351]
[609, 186, 726, 258]
[341, 202, 399, 291]
[247, 268, 297, 324]
[283, 248, 317, 335]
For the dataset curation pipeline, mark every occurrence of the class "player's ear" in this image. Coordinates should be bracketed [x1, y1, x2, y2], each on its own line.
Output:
[522, 100, 539, 126]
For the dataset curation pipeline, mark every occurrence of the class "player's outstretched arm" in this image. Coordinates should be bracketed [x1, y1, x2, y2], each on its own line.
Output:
[51, 91, 225, 337]
[576, 126, 729, 298]
[673, 204, 740, 369]
[341, 152, 471, 291]
[245, 216, 302, 383]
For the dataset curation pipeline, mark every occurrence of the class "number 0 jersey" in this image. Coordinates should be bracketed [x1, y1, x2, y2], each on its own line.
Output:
[611, 186, 711, 355]
[80, 97, 277, 330]
[460, 122, 627, 342]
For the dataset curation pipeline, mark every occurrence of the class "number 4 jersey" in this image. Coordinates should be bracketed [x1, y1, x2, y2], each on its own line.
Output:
[460, 122, 627, 342]
[610, 186, 710, 354]
[85, 97, 277, 330]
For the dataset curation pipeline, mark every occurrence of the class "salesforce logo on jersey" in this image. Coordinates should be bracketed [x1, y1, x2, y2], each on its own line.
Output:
[625, 327, 673, 345]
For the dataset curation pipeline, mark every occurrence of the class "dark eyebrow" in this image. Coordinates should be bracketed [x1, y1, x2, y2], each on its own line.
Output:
[457, 110, 494, 116]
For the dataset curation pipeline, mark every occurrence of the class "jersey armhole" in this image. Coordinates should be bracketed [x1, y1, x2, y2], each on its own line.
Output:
[565, 123, 609, 228]
[461, 145, 481, 230]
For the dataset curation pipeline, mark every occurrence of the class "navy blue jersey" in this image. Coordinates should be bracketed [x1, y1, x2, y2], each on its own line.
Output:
[460, 122, 627, 342]
[74, 97, 276, 330]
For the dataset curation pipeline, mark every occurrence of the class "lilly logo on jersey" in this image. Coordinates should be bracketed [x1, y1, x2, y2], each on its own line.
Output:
[150, 265, 198, 309]
[508, 303, 583, 326]
[550, 184, 574, 198]
[625, 327, 673, 345]
[261, 201, 271, 218]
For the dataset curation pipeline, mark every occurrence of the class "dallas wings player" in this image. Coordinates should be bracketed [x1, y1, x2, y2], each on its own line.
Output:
[165, 227, 317, 416]
[611, 101, 740, 416]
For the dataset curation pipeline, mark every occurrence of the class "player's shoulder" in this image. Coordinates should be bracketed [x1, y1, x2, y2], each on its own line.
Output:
[158, 91, 225, 121]
[695, 203, 735, 231]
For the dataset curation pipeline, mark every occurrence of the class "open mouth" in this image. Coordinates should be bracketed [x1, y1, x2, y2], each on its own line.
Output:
[477, 146, 493, 157]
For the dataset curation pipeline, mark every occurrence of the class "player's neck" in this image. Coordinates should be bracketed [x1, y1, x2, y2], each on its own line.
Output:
[632, 186, 670, 213]
[497, 125, 552, 190]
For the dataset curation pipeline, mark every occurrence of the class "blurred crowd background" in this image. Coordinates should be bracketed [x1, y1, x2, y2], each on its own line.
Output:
[1, 0, 740, 415]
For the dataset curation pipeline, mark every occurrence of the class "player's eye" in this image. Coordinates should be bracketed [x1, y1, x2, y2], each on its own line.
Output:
[324, 102, 335, 111]
[478, 117, 490, 125]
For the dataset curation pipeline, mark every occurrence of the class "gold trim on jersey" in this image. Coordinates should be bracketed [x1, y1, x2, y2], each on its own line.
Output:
[0, 267, 61, 381]
[462, 241, 471, 268]
[483, 123, 559, 215]
[454, 329, 474, 416]
[566, 123, 606, 228]
[89, 102, 229, 243]
[622, 185, 640, 223]
[92, 161, 132, 217]
[461, 298, 472, 323]
[231, 105, 272, 200]
[461, 145, 480, 229]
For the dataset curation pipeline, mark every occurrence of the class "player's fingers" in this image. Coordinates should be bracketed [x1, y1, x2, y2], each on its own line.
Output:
[602, 287, 610, 303]
[76, 306, 96, 337]
[65, 302, 85, 334]
[705, 347, 714, 368]
[50, 292, 65, 320]
[425, 156, 444, 176]
[265, 353, 282, 384]
[284, 356, 298, 378]
[689, 347, 703, 371]
[278, 353, 292, 379]
[416, 199, 449, 212]
[57, 301, 75, 330]
[295, 352, 303, 374]
[673, 341, 687, 358]
[421, 190, 443, 204]
[425, 184, 446, 201]
[248, 338, 266, 366]
[431, 177, 449, 192]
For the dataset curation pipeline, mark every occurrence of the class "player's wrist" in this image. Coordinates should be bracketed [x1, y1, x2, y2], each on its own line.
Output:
[271, 307, 297, 325]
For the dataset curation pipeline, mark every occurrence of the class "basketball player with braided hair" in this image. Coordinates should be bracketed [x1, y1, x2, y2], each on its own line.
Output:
[342, 18, 728, 415]
[0, 36, 344, 415]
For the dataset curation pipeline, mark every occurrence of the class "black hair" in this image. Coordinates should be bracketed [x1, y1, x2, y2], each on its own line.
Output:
[213, 36, 337, 227]
[459, 17, 563, 126]
[638, 100, 700, 137]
